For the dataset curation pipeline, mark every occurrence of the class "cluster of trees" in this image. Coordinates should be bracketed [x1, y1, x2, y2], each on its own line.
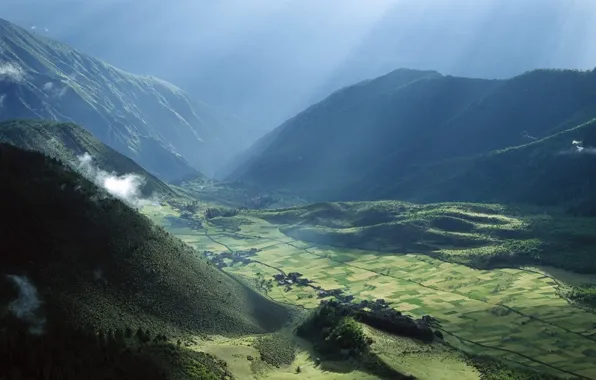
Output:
[568, 284, 596, 308]
[296, 302, 411, 379]
[0, 321, 227, 380]
[296, 302, 372, 359]
[205, 207, 239, 219]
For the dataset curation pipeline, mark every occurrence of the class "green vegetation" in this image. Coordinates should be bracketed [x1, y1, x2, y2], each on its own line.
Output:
[254, 333, 296, 367]
[0, 143, 290, 378]
[153, 202, 596, 378]
[368, 118, 596, 214]
[467, 356, 560, 380]
[296, 302, 411, 379]
[175, 177, 307, 210]
[256, 201, 596, 274]
[568, 284, 596, 309]
[229, 67, 596, 213]
[0, 320, 231, 380]
[0, 119, 176, 197]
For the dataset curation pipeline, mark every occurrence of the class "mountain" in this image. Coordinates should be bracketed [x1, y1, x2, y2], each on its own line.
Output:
[360, 118, 596, 214]
[0, 17, 252, 182]
[0, 119, 176, 197]
[2, 0, 594, 130]
[228, 68, 596, 208]
[0, 142, 289, 377]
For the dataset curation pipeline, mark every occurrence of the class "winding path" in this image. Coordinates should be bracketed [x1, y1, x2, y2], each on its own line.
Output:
[203, 226, 594, 379]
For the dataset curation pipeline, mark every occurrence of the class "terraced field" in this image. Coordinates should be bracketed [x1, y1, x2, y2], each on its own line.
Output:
[143, 204, 596, 379]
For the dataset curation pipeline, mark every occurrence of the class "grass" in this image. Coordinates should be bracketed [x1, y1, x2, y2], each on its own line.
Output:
[144, 200, 596, 378]
[145, 200, 596, 379]
[0, 320, 233, 380]
[255, 201, 596, 274]
[0, 119, 176, 197]
[253, 333, 296, 367]
[0, 144, 291, 379]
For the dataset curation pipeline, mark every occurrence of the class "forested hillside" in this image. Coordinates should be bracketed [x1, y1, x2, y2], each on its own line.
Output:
[229, 68, 596, 210]
[0, 142, 289, 378]
[0, 119, 175, 197]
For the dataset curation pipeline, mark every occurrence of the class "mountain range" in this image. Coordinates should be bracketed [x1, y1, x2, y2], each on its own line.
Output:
[0, 131, 289, 378]
[0, 119, 176, 197]
[229, 67, 596, 212]
[0, 17, 255, 182]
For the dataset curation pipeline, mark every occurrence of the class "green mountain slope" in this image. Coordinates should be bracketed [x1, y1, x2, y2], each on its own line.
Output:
[0, 17, 252, 181]
[0, 119, 176, 197]
[0, 143, 289, 377]
[229, 68, 596, 207]
[255, 200, 596, 274]
[362, 118, 596, 214]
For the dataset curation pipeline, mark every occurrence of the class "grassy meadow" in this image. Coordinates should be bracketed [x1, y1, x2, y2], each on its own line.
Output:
[142, 200, 596, 379]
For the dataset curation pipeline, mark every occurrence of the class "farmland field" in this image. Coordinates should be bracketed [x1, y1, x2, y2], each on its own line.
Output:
[143, 203, 596, 379]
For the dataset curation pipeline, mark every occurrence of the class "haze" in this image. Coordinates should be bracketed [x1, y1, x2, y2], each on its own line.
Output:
[2, 0, 595, 130]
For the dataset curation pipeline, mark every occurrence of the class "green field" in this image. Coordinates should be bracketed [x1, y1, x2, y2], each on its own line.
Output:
[143, 203, 596, 379]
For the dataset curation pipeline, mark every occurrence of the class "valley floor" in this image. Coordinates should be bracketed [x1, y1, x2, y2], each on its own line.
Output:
[143, 204, 596, 379]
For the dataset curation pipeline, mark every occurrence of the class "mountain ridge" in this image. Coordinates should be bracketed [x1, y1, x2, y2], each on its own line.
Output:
[0, 119, 177, 197]
[0, 17, 254, 181]
[0, 141, 289, 337]
[228, 67, 596, 210]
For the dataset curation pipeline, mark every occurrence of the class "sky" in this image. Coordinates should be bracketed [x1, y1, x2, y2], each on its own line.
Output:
[1, 0, 596, 130]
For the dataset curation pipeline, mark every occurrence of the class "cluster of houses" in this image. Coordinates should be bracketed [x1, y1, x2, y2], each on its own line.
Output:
[273, 272, 313, 287]
[203, 248, 260, 269]
[202, 247, 442, 341]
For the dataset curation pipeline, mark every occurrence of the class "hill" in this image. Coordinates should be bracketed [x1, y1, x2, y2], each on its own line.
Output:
[359, 118, 596, 215]
[0, 119, 176, 197]
[228, 68, 596, 208]
[0, 17, 252, 181]
[0, 143, 290, 377]
[254, 200, 596, 274]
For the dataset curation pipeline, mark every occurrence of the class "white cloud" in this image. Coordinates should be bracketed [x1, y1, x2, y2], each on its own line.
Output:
[559, 140, 596, 156]
[6, 275, 46, 335]
[76, 153, 158, 207]
[43, 81, 53, 90]
[0, 62, 25, 82]
[0, 94, 5, 107]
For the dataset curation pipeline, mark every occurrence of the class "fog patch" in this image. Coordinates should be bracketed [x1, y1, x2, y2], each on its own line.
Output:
[6, 275, 46, 335]
[558, 140, 596, 156]
[522, 131, 536, 140]
[75, 153, 159, 207]
[0, 62, 25, 82]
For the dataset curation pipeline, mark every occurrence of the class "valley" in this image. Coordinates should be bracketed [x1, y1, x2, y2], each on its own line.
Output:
[142, 197, 596, 379]
[1, 7, 596, 379]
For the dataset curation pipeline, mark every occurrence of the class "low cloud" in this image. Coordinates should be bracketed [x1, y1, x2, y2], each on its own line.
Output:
[0, 62, 25, 82]
[0, 94, 5, 107]
[76, 153, 158, 207]
[559, 140, 596, 156]
[43, 81, 53, 90]
[6, 275, 46, 335]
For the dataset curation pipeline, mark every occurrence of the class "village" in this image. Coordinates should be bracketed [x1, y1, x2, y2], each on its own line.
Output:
[203, 247, 440, 341]
[203, 248, 259, 269]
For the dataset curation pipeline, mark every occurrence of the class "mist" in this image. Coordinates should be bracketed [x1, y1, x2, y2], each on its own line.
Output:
[76, 153, 158, 207]
[1, 0, 596, 130]
[6, 275, 46, 335]
[0, 61, 25, 82]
